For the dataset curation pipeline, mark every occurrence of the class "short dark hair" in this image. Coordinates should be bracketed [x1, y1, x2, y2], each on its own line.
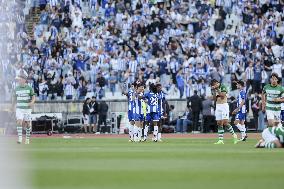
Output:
[237, 80, 245, 87]
[270, 72, 279, 80]
[210, 79, 219, 86]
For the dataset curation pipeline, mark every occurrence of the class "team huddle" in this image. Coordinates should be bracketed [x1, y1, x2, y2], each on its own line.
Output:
[123, 81, 166, 142]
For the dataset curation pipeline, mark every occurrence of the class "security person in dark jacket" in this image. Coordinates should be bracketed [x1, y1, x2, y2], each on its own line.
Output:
[82, 98, 91, 133]
[98, 99, 109, 133]
[187, 90, 203, 131]
[89, 96, 99, 133]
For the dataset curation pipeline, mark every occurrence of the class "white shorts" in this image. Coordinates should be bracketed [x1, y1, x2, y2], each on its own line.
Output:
[266, 110, 281, 121]
[83, 115, 89, 125]
[262, 128, 278, 143]
[16, 109, 32, 122]
[215, 103, 229, 121]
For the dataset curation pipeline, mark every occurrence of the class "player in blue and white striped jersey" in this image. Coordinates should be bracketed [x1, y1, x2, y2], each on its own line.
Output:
[133, 83, 145, 142]
[144, 83, 160, 142]
[156, 83, 166, 142]
[232, 80, 247, 141]
[122, 83, 136, 142]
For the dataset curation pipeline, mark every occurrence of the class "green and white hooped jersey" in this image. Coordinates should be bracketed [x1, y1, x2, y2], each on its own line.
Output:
[263, 84, 284, 111]
[269, 126, 284, 143]
[15, 85, 35, 109]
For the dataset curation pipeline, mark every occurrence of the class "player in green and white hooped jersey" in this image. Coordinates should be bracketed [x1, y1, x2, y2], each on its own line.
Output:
[13, 71, 35, 144]
[211, 79, 238, 144]
[261, 73, 284, 128]
[255, 126, 284, 148]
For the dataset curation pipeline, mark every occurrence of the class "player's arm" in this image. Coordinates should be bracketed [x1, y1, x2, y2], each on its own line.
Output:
[216, 85, 228, 98]
[273, 97, 284, 102]
[29, 87, 36, 107]
[29, 94, 36, 108]
[233, 99, 245, 114]
[273, 88, 284, 102]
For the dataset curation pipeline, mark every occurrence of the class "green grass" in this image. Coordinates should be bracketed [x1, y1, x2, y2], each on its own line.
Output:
[20, 137, 284, 189]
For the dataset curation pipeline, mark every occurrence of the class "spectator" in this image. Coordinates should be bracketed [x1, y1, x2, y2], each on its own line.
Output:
[176, 69, 185, 99]
[96, 72, 106, 99]
[39, 78, 49, 101]
[251, 93, 261, 130]
[214, 15, 225, 32]
[78, 80, 87, 100]
[245, 61, 254, 93]
[253, 59, 263, 94]
[64, 80, 74, 100]
[82, 98, 91, 133]
[176, 107, 192, 133]
[109, 71, 117, 96]
[98, 99, 109, 133]
[202, 96, 216, 133]
[89, 96, 99, 133]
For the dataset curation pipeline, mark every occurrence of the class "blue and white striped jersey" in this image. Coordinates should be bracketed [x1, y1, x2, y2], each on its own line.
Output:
[134, 92, 144, 115]
[158, 91, 166, 114]
[144, 92, 159, 113]
[237, 89, 246, 113]
[128, 89, 135, 113]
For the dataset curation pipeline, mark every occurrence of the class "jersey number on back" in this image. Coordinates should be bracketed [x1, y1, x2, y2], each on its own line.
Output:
[150, 97, 158, 106]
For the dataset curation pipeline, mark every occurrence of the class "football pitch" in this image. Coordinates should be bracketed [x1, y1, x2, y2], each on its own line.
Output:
[16, 134, 284, 189]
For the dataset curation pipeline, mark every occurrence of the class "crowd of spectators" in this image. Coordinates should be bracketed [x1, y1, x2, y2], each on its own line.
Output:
[0, 0, 283, 102]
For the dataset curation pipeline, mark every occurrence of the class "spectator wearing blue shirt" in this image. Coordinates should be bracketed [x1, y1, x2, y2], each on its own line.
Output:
[109, 71, 117, 96]
[74, 54, 90, 71]
[176, 108, 192, 133]
[253, 59, 262, 94]
[176, 69, 185, 99]
[157, 55, 168, 86]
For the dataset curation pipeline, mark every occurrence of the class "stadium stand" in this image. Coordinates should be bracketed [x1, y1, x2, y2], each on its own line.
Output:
[0, 0, 283, 133]
[0, 0, 283, 102]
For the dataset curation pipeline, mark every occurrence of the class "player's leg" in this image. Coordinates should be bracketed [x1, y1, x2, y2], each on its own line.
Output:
[15, 109, 24, 144]
[214, 105, 224, 144]
[153, 121, 159, 142]
[143, 113, 152, 141]
[143, 120, 149, 141]
[152, 113, 159, 142]
[274, 111, 281, 127]
[157, 114, 162, 142]
[239, 119, 247, 141]
[135, 115, 143, 142]
[223, 119, 238, 144]
[134, 115, 140, 142]
[266, 110, 276, 127]
[143, 121, 149, 141]
[223, 104, 238, 144]
[23, 110, 32, 144]
[128, 111, 134, 142]
[234, 113, 247, 141]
